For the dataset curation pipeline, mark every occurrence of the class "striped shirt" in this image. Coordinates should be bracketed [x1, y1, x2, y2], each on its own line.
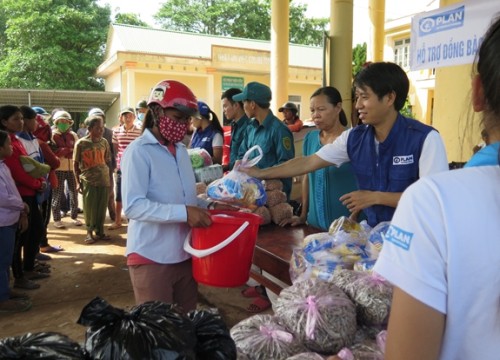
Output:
[113, 124, 142, 170]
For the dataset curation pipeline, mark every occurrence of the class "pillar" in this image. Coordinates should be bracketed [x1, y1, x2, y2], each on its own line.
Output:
[329, 0, 354, 121]
[271, 0, 289, 114]
[368, 0, 385, 61]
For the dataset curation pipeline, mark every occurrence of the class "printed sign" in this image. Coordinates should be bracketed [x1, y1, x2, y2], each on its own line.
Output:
[410, 0, 499, 70]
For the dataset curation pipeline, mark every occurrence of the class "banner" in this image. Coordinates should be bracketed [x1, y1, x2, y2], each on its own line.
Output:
[410, 0, 500, 70]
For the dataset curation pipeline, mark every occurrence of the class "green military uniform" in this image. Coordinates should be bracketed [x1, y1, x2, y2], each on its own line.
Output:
[238, 111, 295, 198]
[229, 114, 251, 171]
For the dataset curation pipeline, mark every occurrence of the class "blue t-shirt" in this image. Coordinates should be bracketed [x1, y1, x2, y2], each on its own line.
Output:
[464, 142, 500, 168]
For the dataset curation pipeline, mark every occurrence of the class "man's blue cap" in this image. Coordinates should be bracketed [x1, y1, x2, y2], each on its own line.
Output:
[33, 106, 49, 115]
[232, 82, 272, 103]
[197, 101, 210, 117]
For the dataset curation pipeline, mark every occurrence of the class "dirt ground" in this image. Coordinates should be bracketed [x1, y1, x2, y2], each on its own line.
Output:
[0, 213, 271, 343]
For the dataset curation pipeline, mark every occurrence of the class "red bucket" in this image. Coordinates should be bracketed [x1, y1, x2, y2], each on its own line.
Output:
[184, 210, 262, 287]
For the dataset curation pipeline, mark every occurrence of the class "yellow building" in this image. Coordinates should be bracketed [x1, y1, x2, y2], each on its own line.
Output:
[96, 24, 324, 126]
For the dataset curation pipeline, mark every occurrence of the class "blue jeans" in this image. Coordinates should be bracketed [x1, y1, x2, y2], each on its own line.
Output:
[0, 223, 17, 301]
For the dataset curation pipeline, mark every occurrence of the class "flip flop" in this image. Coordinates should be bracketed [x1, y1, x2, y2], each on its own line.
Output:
[241, 285, 263, 298]
[246, 296, 272, 314]
[40, 245, 64, 253]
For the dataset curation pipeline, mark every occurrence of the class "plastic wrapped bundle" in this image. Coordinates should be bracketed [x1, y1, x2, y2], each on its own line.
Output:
[0, 332, 87, 359]
[206, 170, 267, 209]
[187, 309, 236, 360]
[230, 314, 306, 360]
[333, 340, 384, 360]
[237, 349, 251, 359]
[365, 222, 390, 258]
[344, 273, 393, 326]
[269, 202, 293, 224]
[77, 297, 196, 359]
[328, 217, 369, 247]
[286, 352, 326, 359]
[263, 179, 283, 191]
[188, 148, 213, 168]
[274, 279, 357, 354]
[253, 206, 271, 225]
[289, 248, 350, 284]
[265, 190, 287, 207]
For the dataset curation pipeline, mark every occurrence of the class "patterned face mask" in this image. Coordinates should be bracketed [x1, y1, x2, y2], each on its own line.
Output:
[152, 107, 188, 144]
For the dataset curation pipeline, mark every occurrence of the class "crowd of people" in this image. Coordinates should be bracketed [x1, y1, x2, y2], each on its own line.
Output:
[1, 14, 499, 359]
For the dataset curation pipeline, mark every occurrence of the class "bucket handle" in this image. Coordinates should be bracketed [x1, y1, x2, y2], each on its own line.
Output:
[183, 221, 249, 258]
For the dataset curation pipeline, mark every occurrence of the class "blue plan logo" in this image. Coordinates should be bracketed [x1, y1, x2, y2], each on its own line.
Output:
[383, 225, 413, 250]
[392, 154, 414, 165]
[419, 5, 465, 36]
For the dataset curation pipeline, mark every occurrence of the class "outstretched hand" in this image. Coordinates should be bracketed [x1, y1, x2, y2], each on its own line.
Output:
[186, 206, 212, 228]
[339, 190, 378, 213]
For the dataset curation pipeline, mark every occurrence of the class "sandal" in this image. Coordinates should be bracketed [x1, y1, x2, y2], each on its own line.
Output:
[246, 296, 272, 314]
[40, 245, 64, 253]
[241, 285, 264, 298]
[84, 236, 96, 245]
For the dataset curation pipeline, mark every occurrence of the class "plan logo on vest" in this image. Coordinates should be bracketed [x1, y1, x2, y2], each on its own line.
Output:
[419, 5, 464, 37]
[393, 154, 413, 165]
[383, 224, 413, 251]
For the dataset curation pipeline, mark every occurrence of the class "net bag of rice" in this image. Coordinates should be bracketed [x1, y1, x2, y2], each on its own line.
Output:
[263, 179, 283, 191]
[330, 269, 367, 293]
[274, 279, 357, 354]
[266, 189, 287, 207]
[230, 314, 306, 360]
[343, 273, 393, 326]
[253, 206, 271, 225]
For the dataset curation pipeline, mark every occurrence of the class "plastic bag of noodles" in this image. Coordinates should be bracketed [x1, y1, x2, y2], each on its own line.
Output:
[0, 332, 87, 359]
[77, 297, 196, 360]
[187, 309, 236, 360]
[274, 279, 357, 354]
[230, 314, 307, 360]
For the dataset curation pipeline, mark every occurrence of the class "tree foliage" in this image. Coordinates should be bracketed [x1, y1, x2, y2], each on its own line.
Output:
[154, 0, 328, 46]
[0, 0, 111, 90]
[352, 42, 367, 78]
[114, 13, 150, 27]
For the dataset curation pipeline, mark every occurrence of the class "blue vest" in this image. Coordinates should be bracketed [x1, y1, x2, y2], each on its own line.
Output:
[190, 125, 219, 156]
[347, 114, 433, 226]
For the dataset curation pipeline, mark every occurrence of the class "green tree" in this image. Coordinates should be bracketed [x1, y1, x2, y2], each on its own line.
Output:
[114, 13, 150, 27]
[0, 0, 111, 90]
[154, 0, 328, 46]
[352, 42, 367, 78]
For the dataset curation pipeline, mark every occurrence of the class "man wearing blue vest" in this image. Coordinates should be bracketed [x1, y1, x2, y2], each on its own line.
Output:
[242, 62, 449, 227]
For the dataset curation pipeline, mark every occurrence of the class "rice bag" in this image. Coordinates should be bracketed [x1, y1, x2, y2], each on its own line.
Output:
[263, 179, 283, 191]
[266, 189, 287, 207]
[286, 352, 326, 360]
[206, 146, 267, 209]
[274, 279, 357, 354]
[269, 202, 293, 224]
[230, 314, 306, 360]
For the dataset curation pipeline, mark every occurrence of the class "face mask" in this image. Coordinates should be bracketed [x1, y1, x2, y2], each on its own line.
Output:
[137, 113, 144, 122]
[56, 123, 70, 132]
[157, 115, 188, 144]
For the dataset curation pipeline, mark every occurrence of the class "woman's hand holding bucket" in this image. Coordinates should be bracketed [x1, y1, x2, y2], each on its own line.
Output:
[186, 206, 212, 227]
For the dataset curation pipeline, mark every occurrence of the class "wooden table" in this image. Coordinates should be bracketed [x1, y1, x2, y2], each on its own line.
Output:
[250, 224, 322, 295]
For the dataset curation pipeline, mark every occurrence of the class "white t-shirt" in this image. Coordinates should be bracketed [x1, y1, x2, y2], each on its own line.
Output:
[316, 129, 449, 177]
[374, 166, 500, 360]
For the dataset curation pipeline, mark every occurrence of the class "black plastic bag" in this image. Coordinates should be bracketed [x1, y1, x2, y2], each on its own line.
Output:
[77, 297, 196, 360]
[0, 332, 87, 359]
[187, 309, 236, 360]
